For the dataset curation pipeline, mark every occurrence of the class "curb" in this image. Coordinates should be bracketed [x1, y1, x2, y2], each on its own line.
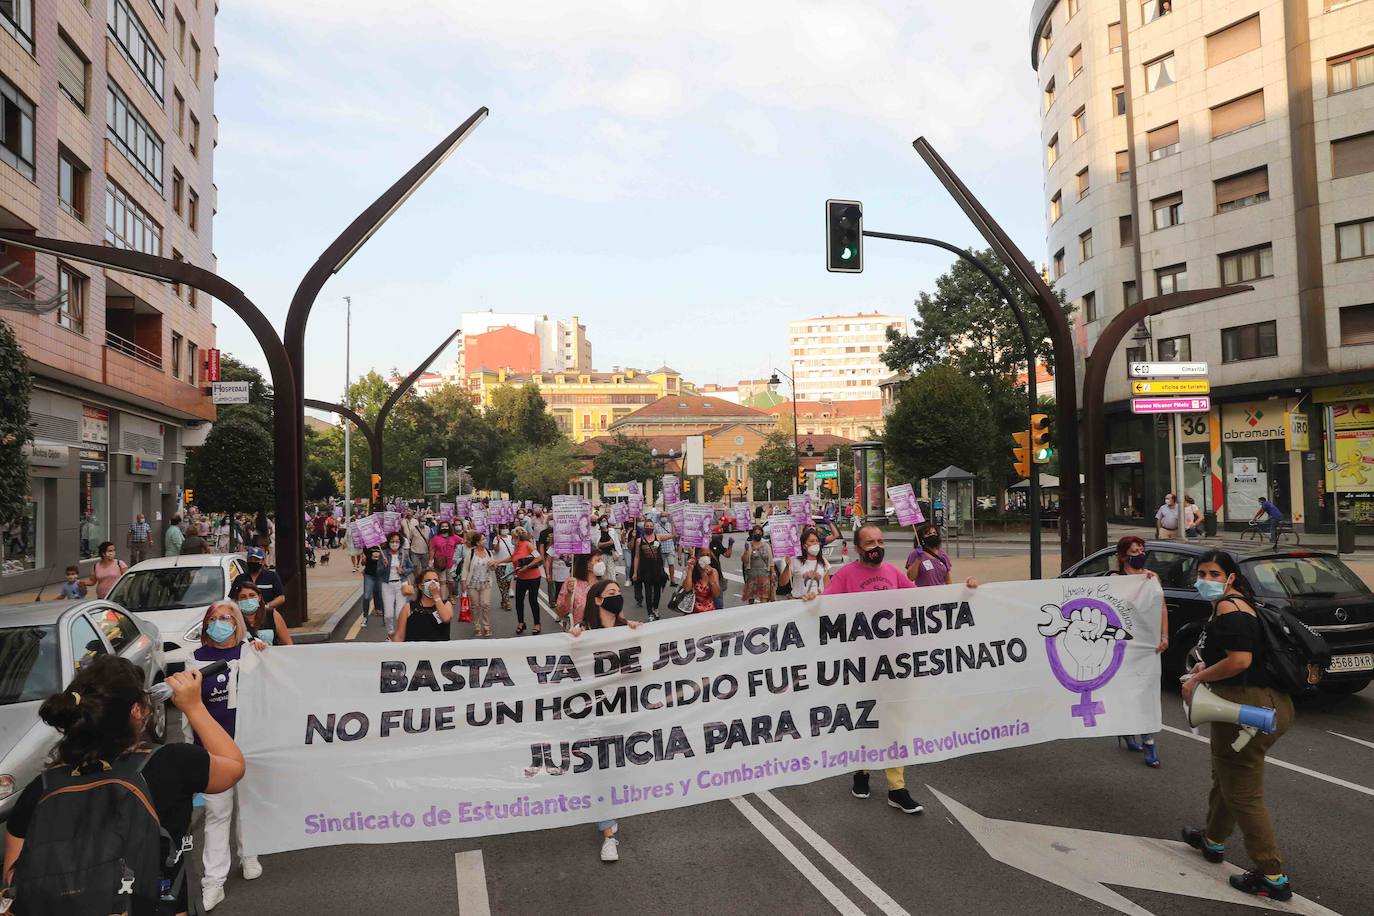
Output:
[292, 586, 362, 645]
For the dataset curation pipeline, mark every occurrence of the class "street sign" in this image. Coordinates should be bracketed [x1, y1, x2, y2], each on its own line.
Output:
[814, 468, 838, 480]
[422, 457, 448, 496]
[1130, 396, 1210, 414]
[204, 348, 221, 382]
[815, 462, 837, 471]
[211, 380, 250, 404]
[1130, 379, 1210, 395]
[1127, 361, 1208, 378]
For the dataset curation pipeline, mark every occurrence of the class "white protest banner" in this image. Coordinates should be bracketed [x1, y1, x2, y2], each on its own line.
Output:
[887, 483, 924, 526]
[553, 498, 592, 553]
[732, 502, 750, 525]
[471, 507, 489, 534]
[663, 475, 680, 506]
[237, 576, 1161, 854]
[668, 502, 686, 542]
[381, 511, 402, 533]
[767, 515, 800, 558]
[349, 515, 387, 548]
[681, 505, 714, 549]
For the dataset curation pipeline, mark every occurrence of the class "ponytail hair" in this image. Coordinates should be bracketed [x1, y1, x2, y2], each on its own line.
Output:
[1197, 549, 1255, 598]
[39, 655, 151, 770]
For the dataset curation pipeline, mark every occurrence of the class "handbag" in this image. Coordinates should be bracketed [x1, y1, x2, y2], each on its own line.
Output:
[667, 585, 694, 615]
[459, 595, 472, 623]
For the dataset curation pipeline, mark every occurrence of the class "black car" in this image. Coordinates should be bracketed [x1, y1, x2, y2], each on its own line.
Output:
[1060, 541, 1374, 694]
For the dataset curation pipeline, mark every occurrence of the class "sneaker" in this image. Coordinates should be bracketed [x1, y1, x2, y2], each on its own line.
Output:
[241, 856, 263, 880]
[1229, 871, 1292, 902]
[1142, 742, 1160, 768]
[887, 788, 924, 815]
[647, 612, 659, 622]
[1181, 828, 1224, 863]
[600, 837, 619, 862]
[203, 886, 225, 911]
[851, 772, 870, 799]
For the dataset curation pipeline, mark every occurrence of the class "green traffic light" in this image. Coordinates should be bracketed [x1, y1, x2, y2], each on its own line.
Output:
[841, 246, 855, 260]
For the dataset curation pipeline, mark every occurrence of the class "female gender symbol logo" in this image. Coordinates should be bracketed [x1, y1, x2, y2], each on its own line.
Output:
[1039, 597, 1133, 727]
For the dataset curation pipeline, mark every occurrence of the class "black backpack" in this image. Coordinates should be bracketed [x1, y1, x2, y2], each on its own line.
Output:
[11, 750, 183, 916]
[1255, 603, 1332, 694]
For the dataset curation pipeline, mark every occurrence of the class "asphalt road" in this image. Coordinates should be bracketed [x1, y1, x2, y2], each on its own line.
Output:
[198, 565, 1374, 916]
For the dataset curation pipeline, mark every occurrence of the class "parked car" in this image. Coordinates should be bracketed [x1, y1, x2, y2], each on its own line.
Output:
[1060, 542, 1374, 694]
[105, 553, 247, 674]
[0, 599, 163, 820]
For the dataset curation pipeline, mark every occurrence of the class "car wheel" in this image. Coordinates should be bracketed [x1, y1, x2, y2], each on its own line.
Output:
[1318, 678, 1371, 695]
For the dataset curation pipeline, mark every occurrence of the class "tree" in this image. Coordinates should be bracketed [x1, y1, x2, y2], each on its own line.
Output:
[510, 441, 581, 503]
[591, 433, 657, 486]
[702, 464, 727, 501]
[883, 365, 998, 487]
[749, 432, 798, 500]
[185, 415, 273, 514]
[302, 426, 339, 500]
[0, 318, 32, 528]
[214, 353, 273, 429]
[489, 384, 560, 449]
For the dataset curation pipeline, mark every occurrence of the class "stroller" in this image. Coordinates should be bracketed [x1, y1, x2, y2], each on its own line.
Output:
[305, 541, 317, 568]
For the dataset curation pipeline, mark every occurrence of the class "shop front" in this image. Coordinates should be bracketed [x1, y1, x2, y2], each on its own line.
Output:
[1217, 399, 1309, 531]
[1315, 383, 1374, 528]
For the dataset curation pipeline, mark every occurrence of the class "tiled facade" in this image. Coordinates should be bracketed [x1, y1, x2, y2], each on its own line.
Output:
[787, 313, 904, 402]
[1, 0, 217, 590]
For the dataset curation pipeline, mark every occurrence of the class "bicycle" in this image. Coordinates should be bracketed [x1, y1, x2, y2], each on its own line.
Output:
[1241, 518, 1300, 548]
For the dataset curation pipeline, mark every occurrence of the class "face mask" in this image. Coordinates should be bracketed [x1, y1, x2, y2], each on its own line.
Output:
[246, 561, 261, 572]
[923, 535, 941, 549]
[422, 580, 437, 596]
[389, 541, 401, 551]
[238, 597, 261, 615]
[806, 543, 821, 557]
[592, 561, 607, 577]
[440, 528, 450, 536]
[1197, 579, 1227, 601]
[600, 523, 609, 531]
[698, 555, 712, 569]
[863, 546, 885, 565]
[602, 594, 624, 615]
[1127, 554, 1147, 570]
[751, 533, 762, 542]
[206, 620, 236, 643]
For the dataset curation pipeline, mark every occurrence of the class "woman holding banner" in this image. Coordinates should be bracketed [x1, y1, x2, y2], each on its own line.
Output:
[684, 547, 722, 613]
[778, 526, 829, 599]
[396, 568, 454, 642]
[555, 554, 598, 627]
[742, 524, 774, 604]
[461, 532, 498, 637]
[1110, 536, 1168, 768]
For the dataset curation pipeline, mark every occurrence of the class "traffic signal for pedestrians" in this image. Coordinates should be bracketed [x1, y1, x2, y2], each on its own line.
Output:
[1011, 430, 1032, 479]
[826, 200, 863, 273]
[1031, 413, 1053, 464]
[370, 474, 381, 504]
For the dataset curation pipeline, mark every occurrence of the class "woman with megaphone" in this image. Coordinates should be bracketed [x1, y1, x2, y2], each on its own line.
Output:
[1180, 550, 1295, 902]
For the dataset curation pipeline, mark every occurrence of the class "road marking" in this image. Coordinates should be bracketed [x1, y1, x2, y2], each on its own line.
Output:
[1328, 730, 1374, 751]
[344, 615, 364, 641]
[729, 796, 866, 916]
[754, 790, 911, 916]
[453, 850, 491, 916]
[931, 786, 1340, 916]
[1160, 725, 1374, 798]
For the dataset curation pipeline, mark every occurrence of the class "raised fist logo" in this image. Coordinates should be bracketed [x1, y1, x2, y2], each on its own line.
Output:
[1039, 600, 1133, 725]
[1061, 606, 1114, 680]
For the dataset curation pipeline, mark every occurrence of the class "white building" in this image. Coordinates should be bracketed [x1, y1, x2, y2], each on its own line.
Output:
[787, 313, 905, 402]
[448, 311, 592, 377]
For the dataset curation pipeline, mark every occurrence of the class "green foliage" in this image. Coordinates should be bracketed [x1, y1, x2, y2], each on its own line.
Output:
[0, 318, 33, 527]
[489, 385, 561, 449]
[591, 433, 657, 486]
[883, 365, 998, 485]
[186, 415, 273, 514]
[214, 353, 273, 428]
[510, 441, 581, 503]
[702, 464, 727, 502]
[749, 432, 798, 500]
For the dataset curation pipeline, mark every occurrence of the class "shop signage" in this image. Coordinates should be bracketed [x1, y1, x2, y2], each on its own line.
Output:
[204, 349, 222, 382]
[1232, 457, 1259, 480]
[80, 405, 109, 445]
[130, 454, 160, 476]
[23, 442, 69, 467]
[1130, 396, 1210, 414]
[1220, 402, 1287, 441]
[421, 457, 447, 495]
[1105, 451, 1143, 466]
[1329, 400, 1374, 431]
[1130, 379, 1210, 395]
[1284, 411, 1310, 452]
[1314, 382, 1374, 404]
[1127, 362, 1208, 378]
[212, 381, 251, 404]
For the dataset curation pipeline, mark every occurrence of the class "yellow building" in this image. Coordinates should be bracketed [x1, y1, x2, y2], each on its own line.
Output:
[465, 366, 685, 443]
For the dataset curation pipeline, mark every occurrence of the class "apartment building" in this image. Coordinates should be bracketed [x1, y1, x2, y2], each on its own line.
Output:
[787, 312, 904, 402]
[1031, 0, 1374, 530]
[0, 0, 216, 592]
[464, 365, 684, 443]
[455, 311, 592, 375]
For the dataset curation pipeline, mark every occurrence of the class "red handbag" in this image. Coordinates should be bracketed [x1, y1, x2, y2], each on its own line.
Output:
[459, 595, 472, 623]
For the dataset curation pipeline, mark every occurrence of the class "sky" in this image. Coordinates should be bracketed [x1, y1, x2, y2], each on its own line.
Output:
[210, 0, 1046, 412]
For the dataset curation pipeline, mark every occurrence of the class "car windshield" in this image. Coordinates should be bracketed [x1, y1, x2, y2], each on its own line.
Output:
[107, 566, 225, 612]
[1246, 556, 1372, 600]
[0, 625, 61, 705]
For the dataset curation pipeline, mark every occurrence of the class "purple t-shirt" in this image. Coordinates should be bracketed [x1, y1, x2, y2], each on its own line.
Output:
[905, 547, 952, 588]
[192, 643, 244, 740]
[824, 561, 915, 594]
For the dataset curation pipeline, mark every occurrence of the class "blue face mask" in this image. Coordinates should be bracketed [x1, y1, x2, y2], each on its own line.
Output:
[1196, 579, 1227, 601]
[238, 597, 260, 615]
[206, 620, 236, 643]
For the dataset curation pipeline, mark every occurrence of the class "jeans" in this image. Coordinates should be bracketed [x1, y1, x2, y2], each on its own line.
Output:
[129, 542, 147, 565]
[596, 819, 617, 834]
[202, 786, 244, 889]
[1266, 517, 1281, 542]
[380, 580, 406, 636]
[362, 573, 381, 616]
[515, 578, 541, 628]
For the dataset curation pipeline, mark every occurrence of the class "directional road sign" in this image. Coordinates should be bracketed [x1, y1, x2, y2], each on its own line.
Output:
[1130, 379, 1210, 395]
[1130, 396, 1210, 414]
[1127, 361, 1208, 378]
[211, 380, 250, 404]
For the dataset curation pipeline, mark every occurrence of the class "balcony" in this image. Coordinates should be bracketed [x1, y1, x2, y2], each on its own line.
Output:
[104, 329, 163, 370]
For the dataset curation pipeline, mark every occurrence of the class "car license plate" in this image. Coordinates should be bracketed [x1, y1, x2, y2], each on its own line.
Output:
[1326, 653, 1374, 674]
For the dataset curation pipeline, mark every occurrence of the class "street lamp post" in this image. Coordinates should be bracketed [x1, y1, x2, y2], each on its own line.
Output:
[342, 296, 352, 524]
[769, 365, 802, 495]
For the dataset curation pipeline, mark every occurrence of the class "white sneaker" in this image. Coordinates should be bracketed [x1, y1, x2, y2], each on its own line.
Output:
[600, 837, 619, 862]
[241, 856, 263, 880]
[203, 885, 225, 911]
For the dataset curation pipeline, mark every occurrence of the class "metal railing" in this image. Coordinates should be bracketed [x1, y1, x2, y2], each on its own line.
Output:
[105, 330, 163, 370]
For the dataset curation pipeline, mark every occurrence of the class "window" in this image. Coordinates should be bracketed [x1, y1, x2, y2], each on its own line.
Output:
[1044, 78, 1056, 112]
[174, 9, 186, 58]
[174, 90, 185, 138]
[189, 114, 200, 157]
[57, 264, 86, 334]
[1215, 167, 1269, 212]
[1151, 192, 1182, 229]
[106, 81, 164, 191]
[1142, 0, 1171, 24]
[0, 0, 32, 52]
[1220, 244, 1274, 284]
[186, 341, 196, 384]
[187, 188, 198, 232]
[1041, 22, 1053, 57]
[90, 608, 139, 654]
[1113, 86, 1126, 115]
[1116, 149, 1130, 180]
[1079, 229, 1094, 262]
[58, 149, 89, 221]
[1158, 334, 1191, 361]
[1339, 304, 1374, 346]
[1072, 106, 1086, 140]
[1211, 91, 1265, 139]
[104, 181, 163, 256]
[1333, 132, 1374, 179]
[1126, 345, 1147, 363]
[171, 249, 183, 297]
[1156, 262, 1187, 294]
[1119, 214, 1134, 245]
[58, 32, 89, 110]
[1221, 320, 1278, 361]
[1069, 45, 1084, 79]
[1108, 21, 1122, 52]
[1145, 54, 1175, 91]
[1147, 121, 1179, 160]
[69, 615, 108, 668]
[1337, 217, 1374, 261]
[1053, 249, 1066, 278]
[0, 75, 35, 181]
[1207, 15, 1261, 68]
[1330, 47, 1374, 94]
[190, 39, 201, 85]
[1076, 167, 1090, 198]
[108, 0, 165, 103]
[1083, 291, 1098, 322]
[1067, 0, 1080, 17]
[172, 170, 183, 215]
[1123, 280, 1139, 307]
[1047, 134, 1059, 167]
[1050, 191, 1062, 223]
[171, 331, 182, 377]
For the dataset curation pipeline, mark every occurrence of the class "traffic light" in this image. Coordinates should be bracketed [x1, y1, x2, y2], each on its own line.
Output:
[797, 466, 808, 487]
[826, 200, 863, 273]
[183, 489, 193, 505]
[1011, 430, 1032, 479]
[370, 474, 381, 504]
[1030, 413, 1053, 464]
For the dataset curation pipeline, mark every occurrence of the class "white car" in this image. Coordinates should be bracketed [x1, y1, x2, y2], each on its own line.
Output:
[105, 553, 246, 674]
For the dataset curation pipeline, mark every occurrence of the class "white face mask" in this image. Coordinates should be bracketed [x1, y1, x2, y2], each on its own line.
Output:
[807, 543, 821, 557]
[592, 561, 607, 577]
[698, 555, 712, 569]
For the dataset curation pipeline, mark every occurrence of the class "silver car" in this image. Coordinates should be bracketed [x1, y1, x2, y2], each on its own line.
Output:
[0, 600, 163, 820]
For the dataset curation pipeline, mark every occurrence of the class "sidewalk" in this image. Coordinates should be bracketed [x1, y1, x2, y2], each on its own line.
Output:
[290, 551, 363, 643]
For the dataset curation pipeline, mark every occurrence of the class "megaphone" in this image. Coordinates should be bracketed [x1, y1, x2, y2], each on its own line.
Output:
[149, 660, 229, 704]
[1184, 682, 1277, 751]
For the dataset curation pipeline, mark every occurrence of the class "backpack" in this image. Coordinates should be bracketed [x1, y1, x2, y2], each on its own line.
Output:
[1255, 602, 1332, 694]
[12, 750, 184, 916]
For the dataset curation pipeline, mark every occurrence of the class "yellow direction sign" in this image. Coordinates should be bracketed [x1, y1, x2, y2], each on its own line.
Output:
[1131, 379, 1210, 395]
